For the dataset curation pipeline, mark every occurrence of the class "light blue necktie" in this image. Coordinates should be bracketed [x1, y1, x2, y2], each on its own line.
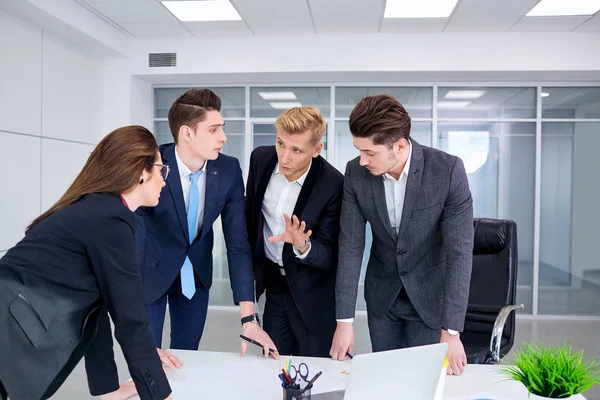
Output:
[181, 170, 202, 300]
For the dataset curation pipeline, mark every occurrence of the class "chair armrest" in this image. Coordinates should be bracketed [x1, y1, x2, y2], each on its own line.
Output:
[489, 304, 524, 363]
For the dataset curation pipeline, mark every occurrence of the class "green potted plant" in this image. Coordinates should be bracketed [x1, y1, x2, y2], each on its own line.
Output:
[499, 342, 600, 399]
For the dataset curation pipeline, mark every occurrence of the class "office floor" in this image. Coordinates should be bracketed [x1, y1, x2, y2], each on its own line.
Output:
[50, 309, 600, 400]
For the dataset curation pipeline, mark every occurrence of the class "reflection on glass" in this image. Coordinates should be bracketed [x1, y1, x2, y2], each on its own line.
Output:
[438, 122, 535, 313]
[250, 87, 331, 118]
[539, 122, 600, 316]
[222, 120, 245, 167]
[438, 87, 536, 119]
[334, 121, 432, 172]
[155, 87, 245, 118]
[541, 87, 600, 119]
[335, 87, 432, 118]
[153, 121, 173, 145]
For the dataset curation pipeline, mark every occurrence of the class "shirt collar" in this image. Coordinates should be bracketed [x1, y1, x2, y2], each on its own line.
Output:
[383, 139, 412, 182]
[175, 146, 206, 177]
[273, 160, 312, 187]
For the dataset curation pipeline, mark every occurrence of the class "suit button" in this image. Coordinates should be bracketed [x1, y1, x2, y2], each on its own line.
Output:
[400, 272, 407, 276]
[397, 250, 406, 255]
[150, 380, 155, 386]
[145, 373, 151, 378]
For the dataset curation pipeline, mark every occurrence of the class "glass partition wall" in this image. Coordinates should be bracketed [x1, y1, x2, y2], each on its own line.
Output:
[154, 85, 600, 317]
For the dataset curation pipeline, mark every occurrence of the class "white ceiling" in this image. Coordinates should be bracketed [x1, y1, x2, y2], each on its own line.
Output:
[78, 0, 600, 39]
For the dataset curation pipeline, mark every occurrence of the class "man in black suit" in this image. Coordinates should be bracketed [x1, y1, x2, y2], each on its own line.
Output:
[246, 106, 343, 357]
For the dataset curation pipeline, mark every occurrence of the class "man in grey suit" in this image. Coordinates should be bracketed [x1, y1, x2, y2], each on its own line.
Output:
[329, 94, 474, 376]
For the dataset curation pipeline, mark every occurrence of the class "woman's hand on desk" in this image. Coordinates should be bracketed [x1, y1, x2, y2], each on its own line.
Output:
[157, 348, 183, 373]
[99, 381, 137, 400]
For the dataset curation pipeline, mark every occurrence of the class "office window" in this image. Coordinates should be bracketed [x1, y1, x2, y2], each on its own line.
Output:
[153, 121, 172, 145]
[438, 122, 535, 313]
[541, 87, 600, 119]
[438, 87, 536, 119]
[250, 87, 330, 118]
[539, 122, 600, 316]
[336, 87, 432, 118]
[151, 84, 600, 316]
[155, 87, 245, 118]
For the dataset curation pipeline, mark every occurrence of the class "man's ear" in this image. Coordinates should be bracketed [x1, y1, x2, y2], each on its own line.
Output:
[313, 141, 323, 158]
[179, 125, 193, 142]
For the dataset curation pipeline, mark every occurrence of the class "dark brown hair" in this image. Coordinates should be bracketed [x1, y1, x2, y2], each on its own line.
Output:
[349, 94, 411, 148]
[28, 125, 158, 229]
[168, 88, 222, 144]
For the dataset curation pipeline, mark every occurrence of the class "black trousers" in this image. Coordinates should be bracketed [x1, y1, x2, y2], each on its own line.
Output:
[263, 260, 332, 357]
[367, 288, 440, 352]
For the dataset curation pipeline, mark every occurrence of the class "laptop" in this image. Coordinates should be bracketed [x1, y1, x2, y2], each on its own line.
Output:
[340, 343, 448, 400]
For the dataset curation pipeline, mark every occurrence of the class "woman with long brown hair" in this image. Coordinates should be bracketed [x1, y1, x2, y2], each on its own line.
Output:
[0, 126, 181, 400]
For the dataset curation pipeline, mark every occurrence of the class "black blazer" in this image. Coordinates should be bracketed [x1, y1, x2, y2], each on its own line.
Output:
[0, 193, 169, 400]
[246, 146, 344, 335]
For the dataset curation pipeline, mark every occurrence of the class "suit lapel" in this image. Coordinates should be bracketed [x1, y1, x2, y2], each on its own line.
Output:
[397, 140, 424, 239]
[371, 174, 396, 240]
[292, 156, 322, 218]
[198, 160, 219, 242]
[163, 145, 189, 243]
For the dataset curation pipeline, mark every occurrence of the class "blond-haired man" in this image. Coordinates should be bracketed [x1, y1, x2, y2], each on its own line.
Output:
[246, 106, 343, 357]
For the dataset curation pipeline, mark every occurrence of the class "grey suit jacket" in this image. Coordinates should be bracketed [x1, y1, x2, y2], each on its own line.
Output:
[335, 140, 474, 331]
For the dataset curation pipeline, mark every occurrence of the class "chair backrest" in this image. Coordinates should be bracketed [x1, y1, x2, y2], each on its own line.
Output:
[465, 218, 518, 343]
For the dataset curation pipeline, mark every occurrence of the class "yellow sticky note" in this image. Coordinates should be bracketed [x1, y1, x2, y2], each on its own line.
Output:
[443, 357, 449, 368]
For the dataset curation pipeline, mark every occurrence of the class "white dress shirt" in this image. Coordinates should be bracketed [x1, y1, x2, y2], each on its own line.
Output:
[262, 162, 312, 271]
[338, 141, 412, 323]
[175, 148, 207, 241]
[383, 140, 412, 233]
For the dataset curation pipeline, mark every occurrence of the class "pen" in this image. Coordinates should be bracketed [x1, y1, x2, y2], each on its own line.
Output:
[239, 334, 278, 355]
[281, 368, 292, 384]
[302, 371, 323, 392]
[346, 351, 354, 359]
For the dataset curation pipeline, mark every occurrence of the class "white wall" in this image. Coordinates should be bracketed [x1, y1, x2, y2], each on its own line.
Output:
[0, 11, 102, 252]
[129, 32, 600, 78]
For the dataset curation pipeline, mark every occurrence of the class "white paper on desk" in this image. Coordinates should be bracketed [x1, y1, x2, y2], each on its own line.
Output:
[444, 392, 513, 400]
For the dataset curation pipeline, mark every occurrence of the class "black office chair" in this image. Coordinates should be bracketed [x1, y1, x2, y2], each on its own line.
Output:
[461, 218, 523, 364]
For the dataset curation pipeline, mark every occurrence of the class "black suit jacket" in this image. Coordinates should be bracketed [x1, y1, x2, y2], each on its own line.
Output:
[0, 193, 169, 400]
[246, 146, 343, 335]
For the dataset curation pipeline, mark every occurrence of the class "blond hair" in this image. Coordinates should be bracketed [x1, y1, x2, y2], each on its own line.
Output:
[274, 106, 326, 145]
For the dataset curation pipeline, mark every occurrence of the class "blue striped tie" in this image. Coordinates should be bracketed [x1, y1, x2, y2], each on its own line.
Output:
[181, 170, 202, 300]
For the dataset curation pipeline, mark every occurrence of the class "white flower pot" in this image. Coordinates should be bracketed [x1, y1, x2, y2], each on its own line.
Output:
[529, 393, 575, 400]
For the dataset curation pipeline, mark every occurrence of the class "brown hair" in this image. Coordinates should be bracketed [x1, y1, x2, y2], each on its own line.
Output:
[349, 94, 411, 148]
[28, 125, 158, 229]
[168, 88, 222, 144]
[274, 106, 326, 145]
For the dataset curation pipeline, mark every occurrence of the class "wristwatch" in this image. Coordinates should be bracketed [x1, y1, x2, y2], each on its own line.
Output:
[241, 313, 261, 327]
[294, 237, 311, 252]
[445, 328, 459, 336]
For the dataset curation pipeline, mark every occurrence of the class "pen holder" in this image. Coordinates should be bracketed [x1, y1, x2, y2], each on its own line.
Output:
[282, 384, 311, 400]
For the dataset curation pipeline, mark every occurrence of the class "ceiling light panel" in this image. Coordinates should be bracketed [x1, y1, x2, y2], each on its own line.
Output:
[259, 92, 297, 101]
[444, 90, 487, 100]
[270, 102, 303, 109]
[384, 0, 460, 18]
[162, 1, 242, 22]
[526, 0, 600, 16]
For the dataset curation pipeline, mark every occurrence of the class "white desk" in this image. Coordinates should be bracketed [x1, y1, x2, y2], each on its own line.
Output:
[134, 350, 586, 400]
